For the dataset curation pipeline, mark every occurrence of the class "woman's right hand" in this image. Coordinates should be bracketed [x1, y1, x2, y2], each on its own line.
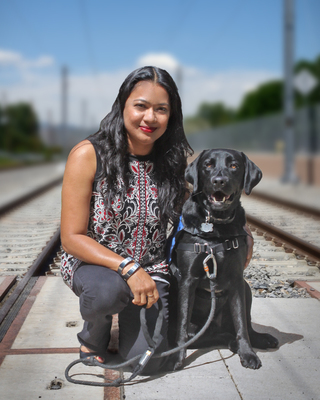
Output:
[125, 267, 159, 309]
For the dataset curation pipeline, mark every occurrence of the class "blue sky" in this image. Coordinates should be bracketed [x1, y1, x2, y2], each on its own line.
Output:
[0, 0, 319, 128]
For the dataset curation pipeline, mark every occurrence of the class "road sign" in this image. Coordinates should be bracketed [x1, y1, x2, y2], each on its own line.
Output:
[294, 69, 318, 96]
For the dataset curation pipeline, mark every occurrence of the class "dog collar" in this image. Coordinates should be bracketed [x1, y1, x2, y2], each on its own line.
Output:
[200, 210, 236, 233]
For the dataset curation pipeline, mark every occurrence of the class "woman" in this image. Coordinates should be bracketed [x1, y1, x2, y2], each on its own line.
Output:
[60, 66, 253, 374]
[60, 66, 193, 373]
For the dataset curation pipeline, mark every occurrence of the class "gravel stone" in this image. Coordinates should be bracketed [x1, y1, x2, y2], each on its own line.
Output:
[244, 264, 311, 298]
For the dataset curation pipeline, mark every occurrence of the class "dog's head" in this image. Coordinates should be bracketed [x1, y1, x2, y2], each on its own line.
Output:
[185, 149, 262, 212]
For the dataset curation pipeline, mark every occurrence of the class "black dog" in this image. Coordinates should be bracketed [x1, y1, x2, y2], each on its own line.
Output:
[169, 149, 278, 370]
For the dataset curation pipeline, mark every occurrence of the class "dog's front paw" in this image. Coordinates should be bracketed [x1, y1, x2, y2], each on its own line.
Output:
[239, 351, 262, 369]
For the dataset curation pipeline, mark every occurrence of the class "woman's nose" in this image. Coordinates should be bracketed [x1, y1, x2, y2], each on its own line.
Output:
[144, 107, 156, 122]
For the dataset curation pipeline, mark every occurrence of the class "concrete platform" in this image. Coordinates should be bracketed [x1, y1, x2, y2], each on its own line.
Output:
[0, 162, 65, 210]
[252, 177, 320, 212]
[0, 276, 319, 400]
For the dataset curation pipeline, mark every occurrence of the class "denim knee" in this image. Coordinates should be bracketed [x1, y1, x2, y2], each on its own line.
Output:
[87, 274, 130, 316]
[74, 264, 131, 318]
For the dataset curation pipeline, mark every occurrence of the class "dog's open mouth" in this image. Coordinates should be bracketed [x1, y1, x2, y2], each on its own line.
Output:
[209, 191, 234, 205]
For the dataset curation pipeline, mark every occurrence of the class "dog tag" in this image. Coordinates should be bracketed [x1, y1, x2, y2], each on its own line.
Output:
[201, 222, 213, 232]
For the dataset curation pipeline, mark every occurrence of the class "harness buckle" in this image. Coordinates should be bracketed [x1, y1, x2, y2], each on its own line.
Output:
[194, 243, 201, 254]
[225, 239, 232, 250]
[232, 238, 239, 249]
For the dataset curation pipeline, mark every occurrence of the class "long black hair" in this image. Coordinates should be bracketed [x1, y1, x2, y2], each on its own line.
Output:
[88, 66, 193, 227]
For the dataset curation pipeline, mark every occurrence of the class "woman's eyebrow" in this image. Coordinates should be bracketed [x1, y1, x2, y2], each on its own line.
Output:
[133, 98, 170, 107]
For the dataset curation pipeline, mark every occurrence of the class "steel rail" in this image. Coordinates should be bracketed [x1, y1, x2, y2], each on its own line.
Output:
[0, 228, 61, 327]
[0, 177, 63, 217]
[250, 191, 320, 219]
[246, 214, 320, 263]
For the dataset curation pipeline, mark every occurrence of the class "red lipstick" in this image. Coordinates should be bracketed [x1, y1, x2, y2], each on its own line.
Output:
[140, 126, 156, 133]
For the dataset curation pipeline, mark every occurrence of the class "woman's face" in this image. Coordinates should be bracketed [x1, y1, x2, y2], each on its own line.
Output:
[123, 80, 170, 156]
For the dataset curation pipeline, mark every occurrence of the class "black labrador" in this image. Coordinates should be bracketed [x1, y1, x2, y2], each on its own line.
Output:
[169, 149, 278, 370]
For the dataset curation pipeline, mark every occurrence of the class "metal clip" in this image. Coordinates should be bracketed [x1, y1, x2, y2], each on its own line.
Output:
[232, 238, 239, 249]
[203, 250, 217, 280]
[194, 243, 201, 254]
[225, 239, 232, 250]
[203, 242, 209, 253]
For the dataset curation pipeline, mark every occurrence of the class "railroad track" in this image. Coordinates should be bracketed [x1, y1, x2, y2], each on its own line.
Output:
[242, 192, 320, 299]
[1, 164, 320, 342]
[244, 192, 320, 264]
[0, 165, 64, 337]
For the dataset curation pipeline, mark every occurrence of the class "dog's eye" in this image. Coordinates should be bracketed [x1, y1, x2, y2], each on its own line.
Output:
[205, 160, 215, 168]
[230, 163, 238, 170]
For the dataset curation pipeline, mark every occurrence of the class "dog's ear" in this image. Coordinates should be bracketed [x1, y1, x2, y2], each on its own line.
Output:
[185, 151, 205, 194]
[241, 153, 262, 195]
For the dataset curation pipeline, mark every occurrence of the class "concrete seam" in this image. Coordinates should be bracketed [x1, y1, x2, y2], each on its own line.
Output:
[218, 349, 244, 400]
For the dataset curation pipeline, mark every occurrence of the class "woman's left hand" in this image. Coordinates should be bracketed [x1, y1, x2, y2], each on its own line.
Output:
[244, 225, 253, 269]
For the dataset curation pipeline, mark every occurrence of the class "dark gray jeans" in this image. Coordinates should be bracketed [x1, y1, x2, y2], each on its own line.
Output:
[73, 264, 170, 373]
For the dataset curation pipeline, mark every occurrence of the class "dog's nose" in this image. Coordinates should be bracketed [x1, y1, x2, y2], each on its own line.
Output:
[212, 176, 226, 187]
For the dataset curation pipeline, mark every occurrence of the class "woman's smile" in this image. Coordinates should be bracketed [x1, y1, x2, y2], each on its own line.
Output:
[139, 125, 157, 133]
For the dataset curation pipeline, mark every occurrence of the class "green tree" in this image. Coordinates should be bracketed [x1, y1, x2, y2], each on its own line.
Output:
[197, 102, 235, 127]
[184, 102, 236, 134]
[236, 80, 283, 120]
[0, 102, 42, 152]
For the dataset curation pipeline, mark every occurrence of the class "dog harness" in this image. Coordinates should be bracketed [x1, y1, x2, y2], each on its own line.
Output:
[175, 235, 247, 279]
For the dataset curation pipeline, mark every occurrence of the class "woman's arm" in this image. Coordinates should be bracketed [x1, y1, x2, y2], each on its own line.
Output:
[243, 224, 253, 269]
[60, 140, 158, 307]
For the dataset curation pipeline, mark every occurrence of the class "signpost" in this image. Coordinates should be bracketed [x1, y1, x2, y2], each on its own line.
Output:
[282, 0, 298, 183]
[294, 69, 318, 184]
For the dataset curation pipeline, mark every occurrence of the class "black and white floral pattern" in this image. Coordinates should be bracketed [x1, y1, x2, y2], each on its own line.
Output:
[61, 155, 169, 289]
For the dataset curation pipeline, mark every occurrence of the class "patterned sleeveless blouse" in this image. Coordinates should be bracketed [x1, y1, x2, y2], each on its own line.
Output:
[60, 140, 170, 290]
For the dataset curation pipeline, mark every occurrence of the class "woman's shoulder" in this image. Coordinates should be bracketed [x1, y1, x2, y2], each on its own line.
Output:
[65, 140, 97, 177]
[69, 139, 95, 158]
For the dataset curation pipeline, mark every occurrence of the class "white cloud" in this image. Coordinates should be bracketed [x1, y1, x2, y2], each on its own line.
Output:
[181, 68, 279, 115]
[0, 48, 54, 69]
[1, 50, 279, 128]
[0, 49, 22, 65]
[136, 53, 180, 72]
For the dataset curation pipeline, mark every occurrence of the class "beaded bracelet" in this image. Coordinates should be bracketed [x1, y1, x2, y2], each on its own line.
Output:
[121, 262, 141, 282]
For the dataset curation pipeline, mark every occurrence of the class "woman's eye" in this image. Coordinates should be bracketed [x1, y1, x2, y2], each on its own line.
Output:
[157, 107, 169, 113]
[135, 103, 146, 109]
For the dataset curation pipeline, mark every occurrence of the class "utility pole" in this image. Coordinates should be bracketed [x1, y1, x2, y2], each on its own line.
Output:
[61, 65, 68, 154]
[282, 0, 298, 183]
[176, 65, 183, 101]
[82, 99, 87, 129]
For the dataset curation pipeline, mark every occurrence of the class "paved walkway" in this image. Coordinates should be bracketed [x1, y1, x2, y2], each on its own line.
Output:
[0, 276, 319, 399]
[0, 162, 65, 210]
[253, 177, 320, 212]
